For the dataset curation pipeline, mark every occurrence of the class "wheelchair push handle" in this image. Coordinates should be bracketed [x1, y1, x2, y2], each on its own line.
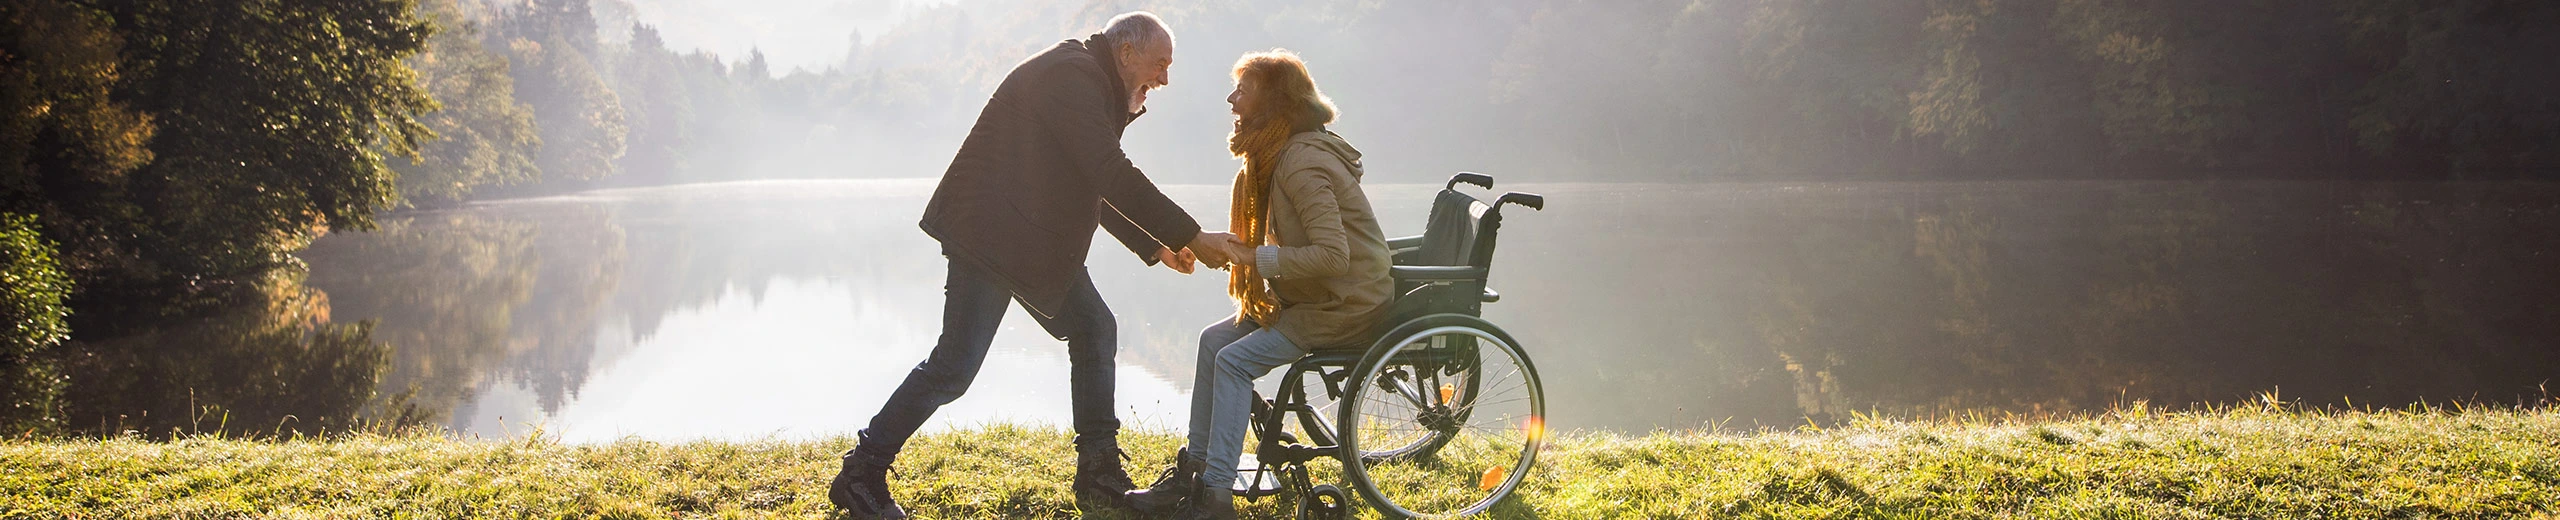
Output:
[1447, 172, 1493, 191]
[1497, 192, 1544, 211]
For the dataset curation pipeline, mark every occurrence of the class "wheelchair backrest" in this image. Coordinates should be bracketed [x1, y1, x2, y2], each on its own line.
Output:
[1406, 189, 1488, 267]
[1385, 177, 1502, 323]
[1361, 173, 1543, 348]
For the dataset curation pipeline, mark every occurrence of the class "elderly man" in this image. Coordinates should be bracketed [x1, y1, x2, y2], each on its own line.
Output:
[827, 11, 1244, 520]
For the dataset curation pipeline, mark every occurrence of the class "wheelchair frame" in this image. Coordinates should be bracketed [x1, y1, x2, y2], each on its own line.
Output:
[1231, 173, 1546, 519]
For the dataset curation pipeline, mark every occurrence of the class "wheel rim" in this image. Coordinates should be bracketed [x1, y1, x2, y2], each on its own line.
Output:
[1341, 323, 1544, 518]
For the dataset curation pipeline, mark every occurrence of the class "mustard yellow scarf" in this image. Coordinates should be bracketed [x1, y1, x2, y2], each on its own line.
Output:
[1227, 120, 1295, 326]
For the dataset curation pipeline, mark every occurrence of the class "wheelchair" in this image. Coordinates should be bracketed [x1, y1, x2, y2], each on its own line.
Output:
[1228, 172, 1547, 519]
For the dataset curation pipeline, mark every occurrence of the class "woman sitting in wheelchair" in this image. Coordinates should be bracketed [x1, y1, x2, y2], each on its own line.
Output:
[1124, 49, 1391, 520]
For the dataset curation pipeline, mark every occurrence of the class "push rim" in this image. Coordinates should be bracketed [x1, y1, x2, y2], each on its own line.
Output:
[1340, 321, 1544, 518]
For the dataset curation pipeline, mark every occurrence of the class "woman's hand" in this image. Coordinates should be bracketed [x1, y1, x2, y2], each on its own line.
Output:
[1191, 231, 1252, 269]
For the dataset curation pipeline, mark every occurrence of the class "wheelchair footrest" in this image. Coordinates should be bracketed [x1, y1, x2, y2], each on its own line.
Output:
[1231, 453, 1287, 496]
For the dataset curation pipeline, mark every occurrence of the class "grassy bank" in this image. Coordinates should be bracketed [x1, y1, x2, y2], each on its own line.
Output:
[5, 404, 2557, 519]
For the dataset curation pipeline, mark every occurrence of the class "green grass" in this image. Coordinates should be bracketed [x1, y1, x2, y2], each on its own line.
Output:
[5, 403, 2557, 519]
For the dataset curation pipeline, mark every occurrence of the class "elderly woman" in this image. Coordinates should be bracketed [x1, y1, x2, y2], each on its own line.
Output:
[1123, 49, 1392, 519]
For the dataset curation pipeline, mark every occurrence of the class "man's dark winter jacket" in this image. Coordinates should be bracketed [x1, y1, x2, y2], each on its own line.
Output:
[920, 34, 1201, 318]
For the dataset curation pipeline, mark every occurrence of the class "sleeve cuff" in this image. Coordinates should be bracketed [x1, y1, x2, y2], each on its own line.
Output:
[1256, 245, 1282, 279]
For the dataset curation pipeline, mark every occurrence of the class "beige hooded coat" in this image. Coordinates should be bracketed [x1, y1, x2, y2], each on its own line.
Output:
[1253, 131, 1393, 351]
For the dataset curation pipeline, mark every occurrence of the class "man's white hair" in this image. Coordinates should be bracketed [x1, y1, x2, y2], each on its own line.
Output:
[1102, 11, 1173, 51]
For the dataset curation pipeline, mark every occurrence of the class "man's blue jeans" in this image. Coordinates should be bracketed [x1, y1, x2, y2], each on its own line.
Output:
[857, 255, 1119, 459]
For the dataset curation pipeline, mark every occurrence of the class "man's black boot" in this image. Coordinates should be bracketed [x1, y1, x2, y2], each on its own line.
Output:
[1122, 447, 1204, 513]
[829, 442, 908, 520]
[1073, 436, 1141, 506]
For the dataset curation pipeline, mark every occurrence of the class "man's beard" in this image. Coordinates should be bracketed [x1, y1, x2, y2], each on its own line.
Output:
[1129, 85, 1153, 114]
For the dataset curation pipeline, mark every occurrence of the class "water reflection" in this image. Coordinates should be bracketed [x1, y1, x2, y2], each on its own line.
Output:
[60, 268, 390, 436]
[294, 180, 2560, 439]
[299, 205, 622, 428]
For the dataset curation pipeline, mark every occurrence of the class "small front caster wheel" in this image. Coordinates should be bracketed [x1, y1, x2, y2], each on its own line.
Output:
[1296, 484, 1350, 520]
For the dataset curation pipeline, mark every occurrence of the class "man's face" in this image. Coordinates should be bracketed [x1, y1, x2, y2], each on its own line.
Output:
[1119, 40, 1173, 113]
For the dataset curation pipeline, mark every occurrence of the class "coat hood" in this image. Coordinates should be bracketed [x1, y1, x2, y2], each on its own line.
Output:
[1289, 131, 1364, 179]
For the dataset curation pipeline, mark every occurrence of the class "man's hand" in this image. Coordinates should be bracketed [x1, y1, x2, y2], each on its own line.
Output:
[1190, 231, 1252, 269]
[1155, 246, 1196, 274]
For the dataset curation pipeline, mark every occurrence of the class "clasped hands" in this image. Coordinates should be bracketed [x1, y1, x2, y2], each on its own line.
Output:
[1154, 231, 1252, 274]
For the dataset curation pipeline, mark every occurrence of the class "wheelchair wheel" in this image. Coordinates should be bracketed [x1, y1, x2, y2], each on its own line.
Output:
[1295, 484, 1351, 520]
[1338, 314, 1545, 518]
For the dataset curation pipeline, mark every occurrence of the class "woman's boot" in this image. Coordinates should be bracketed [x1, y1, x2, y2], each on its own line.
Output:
[1177, 486, 1237, 520]
[1121, 447, 1204, 513]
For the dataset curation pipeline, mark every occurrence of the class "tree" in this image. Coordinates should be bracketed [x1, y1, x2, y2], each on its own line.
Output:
[1, 0, 148, 433]
[610, 24, 695, 185]
[0, 0, 154, 293]
[7, 0, 439, 436]
[80, 0, 436, 321]
[6, 0, 440, 435]
[396, 0, 542, 207]
[498, 0, 627, 184]
[500, 0, 601, 57]
[2342, 0, 2560, 176]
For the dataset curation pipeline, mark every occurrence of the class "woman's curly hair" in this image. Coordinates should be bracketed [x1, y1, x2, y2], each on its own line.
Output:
[1232, 49, 1336, 133]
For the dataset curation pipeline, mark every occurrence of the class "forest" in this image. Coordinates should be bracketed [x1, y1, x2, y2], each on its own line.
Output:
[2, 0, 2555, 436]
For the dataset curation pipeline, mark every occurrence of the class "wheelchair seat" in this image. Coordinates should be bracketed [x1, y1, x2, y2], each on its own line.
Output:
[1290, 349, 1366, 369]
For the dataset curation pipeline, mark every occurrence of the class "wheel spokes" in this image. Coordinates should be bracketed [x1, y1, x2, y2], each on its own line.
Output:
[1343, 324, 1545, 519]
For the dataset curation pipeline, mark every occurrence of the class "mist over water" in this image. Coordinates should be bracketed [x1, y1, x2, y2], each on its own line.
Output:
[301, 179, 2560, 440]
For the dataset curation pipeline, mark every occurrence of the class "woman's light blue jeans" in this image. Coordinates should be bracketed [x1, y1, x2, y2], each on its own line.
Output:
[1188, 313, 1305, 490]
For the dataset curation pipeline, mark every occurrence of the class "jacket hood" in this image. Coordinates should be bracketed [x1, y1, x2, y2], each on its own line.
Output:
[1290, 131, 1364, 179]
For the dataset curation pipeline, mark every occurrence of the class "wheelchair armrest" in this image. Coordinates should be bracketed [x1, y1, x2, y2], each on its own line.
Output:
[1391, 265, 1487, 282]
[1391, 249, 1421, 265]
[1388, 235, 1424, 264]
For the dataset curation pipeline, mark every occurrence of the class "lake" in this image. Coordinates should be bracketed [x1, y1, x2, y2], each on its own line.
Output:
[296, 179, 2560, 442]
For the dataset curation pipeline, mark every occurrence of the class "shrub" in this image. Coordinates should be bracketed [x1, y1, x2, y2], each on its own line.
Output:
[0, 213, 72, 433]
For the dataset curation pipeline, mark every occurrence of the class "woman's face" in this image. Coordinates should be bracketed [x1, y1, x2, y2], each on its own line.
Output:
[1227, 76, 1257, 121]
